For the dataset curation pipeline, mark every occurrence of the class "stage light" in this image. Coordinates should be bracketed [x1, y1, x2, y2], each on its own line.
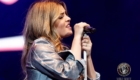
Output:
[0, 0, 18, 5]
[0, 36, 24, 52]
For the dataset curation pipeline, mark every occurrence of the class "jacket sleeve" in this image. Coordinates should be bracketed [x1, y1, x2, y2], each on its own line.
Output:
[87, 72, 100, 80]
[78, 58, 100, 80]
[30, 40, 84, 80]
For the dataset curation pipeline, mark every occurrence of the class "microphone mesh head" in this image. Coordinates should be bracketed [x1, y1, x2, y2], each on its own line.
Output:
[90, 28, 96, 33]
[84, 27, 96, 34]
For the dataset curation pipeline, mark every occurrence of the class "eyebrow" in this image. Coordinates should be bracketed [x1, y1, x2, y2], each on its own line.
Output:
[60, 11, 67, 15]
[60, 12, 64, 15]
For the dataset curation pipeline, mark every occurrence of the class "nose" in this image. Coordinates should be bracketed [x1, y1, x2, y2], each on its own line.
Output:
[66, 15, 71, 22]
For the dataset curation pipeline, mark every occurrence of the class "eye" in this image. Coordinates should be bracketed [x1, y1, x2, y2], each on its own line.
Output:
[58, 15, 63, 19]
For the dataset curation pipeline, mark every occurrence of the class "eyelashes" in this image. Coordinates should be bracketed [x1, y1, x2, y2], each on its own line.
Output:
[58, 12, 69, 19]
[58, 15, 64, 19]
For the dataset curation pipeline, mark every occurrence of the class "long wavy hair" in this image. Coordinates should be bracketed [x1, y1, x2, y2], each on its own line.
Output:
[21, 0, 67, 79]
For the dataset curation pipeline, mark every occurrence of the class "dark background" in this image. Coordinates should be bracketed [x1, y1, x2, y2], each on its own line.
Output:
[0, 0, 139, 80]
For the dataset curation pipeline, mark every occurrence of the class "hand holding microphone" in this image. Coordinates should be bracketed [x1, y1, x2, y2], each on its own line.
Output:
[73, 22, 90, 37]
[82, 34, 92, 57]
[73, 22, 94, 80]
[73, 22, 93, 56]
[74, 22, 96, 37]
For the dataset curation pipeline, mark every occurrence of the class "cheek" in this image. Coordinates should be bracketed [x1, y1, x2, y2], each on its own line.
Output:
[54, 21, 72, 38]
[56, 22, 65, 32]
[55, 20, 64, 28]
[55, 22, 65, 34]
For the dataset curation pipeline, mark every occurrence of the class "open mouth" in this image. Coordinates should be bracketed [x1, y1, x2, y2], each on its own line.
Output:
[66, 25, 72, 29]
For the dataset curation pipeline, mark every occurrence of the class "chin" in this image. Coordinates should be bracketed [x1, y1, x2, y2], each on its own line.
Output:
[63, 31, 73, 38]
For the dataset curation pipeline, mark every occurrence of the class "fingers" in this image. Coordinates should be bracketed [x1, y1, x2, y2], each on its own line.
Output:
[80, 22, 90, 27]
[81, 34, 92, 51]
[81, 34, 92, 56]
[82, 44, 87, 51]
[82, 42, 91, 51]
[73, 22, 90, 38]
[75, 22, 90, 29]
[82, 39, 89, 44]
[82, 35, 91, 43]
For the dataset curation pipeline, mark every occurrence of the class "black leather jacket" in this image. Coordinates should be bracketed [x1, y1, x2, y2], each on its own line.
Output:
[26, 38, 100, 80]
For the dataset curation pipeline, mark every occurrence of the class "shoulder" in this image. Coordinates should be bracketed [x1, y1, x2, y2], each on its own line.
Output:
[32, 38, 54, 50]
[34, 37, 52, 45]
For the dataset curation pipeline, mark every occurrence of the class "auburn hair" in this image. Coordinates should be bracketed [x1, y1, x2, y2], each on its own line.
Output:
[21, 0, 67, 79]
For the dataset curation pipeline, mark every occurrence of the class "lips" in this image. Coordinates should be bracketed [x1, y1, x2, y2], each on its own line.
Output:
[66, 25, 72, 29]
[66, 22, 71, 29]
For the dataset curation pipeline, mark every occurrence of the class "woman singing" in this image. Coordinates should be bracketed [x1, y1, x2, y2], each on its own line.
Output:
[21, 0, 100, 80]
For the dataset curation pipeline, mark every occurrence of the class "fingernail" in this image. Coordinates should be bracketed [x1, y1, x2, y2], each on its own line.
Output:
[84, 34, 87, 36]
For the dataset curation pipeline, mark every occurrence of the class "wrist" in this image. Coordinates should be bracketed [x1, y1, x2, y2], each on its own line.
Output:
[87, 55, 92, 60]
[74, 34, 82, 38]
[87, 51, 91, 58]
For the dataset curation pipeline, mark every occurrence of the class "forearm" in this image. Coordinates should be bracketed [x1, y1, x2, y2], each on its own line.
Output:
[87, 56, 96, 79]
[71, 36, 82, 60]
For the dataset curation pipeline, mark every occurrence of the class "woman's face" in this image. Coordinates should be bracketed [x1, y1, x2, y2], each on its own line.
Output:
[54, 5, 72, 39]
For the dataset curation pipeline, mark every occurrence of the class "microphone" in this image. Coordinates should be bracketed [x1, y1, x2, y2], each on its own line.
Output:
[84, 26, 96, 33]
[83, 27, 96, 80]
